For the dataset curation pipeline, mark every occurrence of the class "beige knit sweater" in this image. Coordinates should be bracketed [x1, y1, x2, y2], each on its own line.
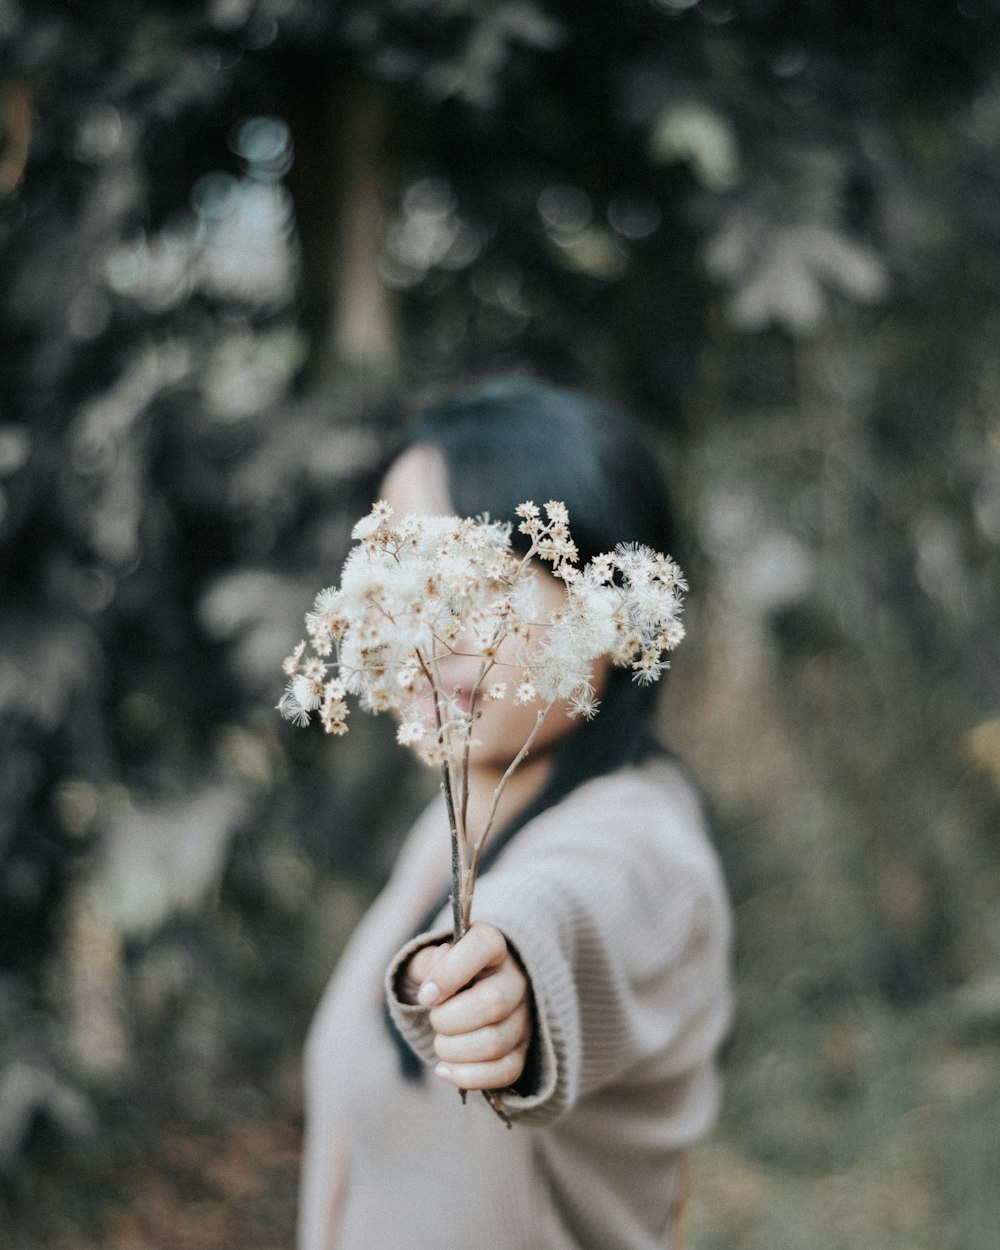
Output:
[298, 757, 733, 1250]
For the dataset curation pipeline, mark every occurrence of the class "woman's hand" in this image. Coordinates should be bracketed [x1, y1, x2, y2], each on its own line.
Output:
[398, 922, 532, 1091]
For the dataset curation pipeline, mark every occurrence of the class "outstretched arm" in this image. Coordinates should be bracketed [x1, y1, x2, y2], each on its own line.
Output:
[387, 767, 733, 1127]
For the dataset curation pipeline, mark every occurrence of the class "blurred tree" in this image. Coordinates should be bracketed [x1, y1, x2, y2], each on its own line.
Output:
[2, 0, 1000, 1231]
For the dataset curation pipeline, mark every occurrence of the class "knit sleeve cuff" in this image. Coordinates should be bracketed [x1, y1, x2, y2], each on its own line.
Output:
[384, 927, 453, 1068]
[472, 903, 579, 1127]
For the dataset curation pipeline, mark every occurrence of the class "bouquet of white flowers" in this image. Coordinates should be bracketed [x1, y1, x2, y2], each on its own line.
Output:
[279, 498, 688, 949]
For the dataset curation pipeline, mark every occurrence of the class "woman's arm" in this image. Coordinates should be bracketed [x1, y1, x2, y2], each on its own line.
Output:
[386, 768, 732, 1126]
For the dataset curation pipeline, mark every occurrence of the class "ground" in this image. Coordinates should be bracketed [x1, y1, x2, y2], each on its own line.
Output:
[3, 982, 998, 1249]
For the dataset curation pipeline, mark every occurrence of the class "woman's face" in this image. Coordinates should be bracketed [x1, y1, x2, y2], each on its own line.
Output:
[380, 443, 608, 774]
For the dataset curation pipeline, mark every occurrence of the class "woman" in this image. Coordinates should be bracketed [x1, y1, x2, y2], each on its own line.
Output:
[298, 380, 733, 1250]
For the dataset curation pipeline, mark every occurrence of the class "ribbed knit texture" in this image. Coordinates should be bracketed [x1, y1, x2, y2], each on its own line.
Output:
[299, 758, 733, 1250]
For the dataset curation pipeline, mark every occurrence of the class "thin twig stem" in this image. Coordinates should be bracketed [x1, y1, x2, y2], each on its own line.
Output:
[415, 650, 465, 941]
[459, 648, 499, 849]
[464, 702, 554, 920]
[442, 760, 464, 942]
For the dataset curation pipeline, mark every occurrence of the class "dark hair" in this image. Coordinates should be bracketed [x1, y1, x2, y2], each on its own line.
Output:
[384, 379, 680, 1078]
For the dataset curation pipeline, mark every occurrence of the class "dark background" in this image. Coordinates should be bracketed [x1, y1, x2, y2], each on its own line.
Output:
[2, 2, 999, 1246]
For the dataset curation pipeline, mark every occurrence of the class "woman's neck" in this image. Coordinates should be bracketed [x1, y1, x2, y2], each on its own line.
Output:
[461, 751, 553, 849]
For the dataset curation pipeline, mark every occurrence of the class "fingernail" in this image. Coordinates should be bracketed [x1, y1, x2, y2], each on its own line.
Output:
[434, 1062, 451, 1079]
[417, 981, 440, 1006]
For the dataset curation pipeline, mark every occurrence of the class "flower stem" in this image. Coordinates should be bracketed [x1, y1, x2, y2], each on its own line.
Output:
[467, 704, 553, 899]
[441, 759, 465, 944]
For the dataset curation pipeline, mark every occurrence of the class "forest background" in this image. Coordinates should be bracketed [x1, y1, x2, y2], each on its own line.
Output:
[2, 1, 1000, 1247]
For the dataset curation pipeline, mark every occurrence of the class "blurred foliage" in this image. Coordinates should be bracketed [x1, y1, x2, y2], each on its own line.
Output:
[2, 0, 1000, 1245]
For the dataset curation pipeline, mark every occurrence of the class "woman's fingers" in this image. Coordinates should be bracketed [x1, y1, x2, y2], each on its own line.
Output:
[408, 941, 451, 984]
[433, 1042, 529, 1091]
[433, 1010, 528, 1063]
[415, 922, 507, 1007]
[395, 941, 451, 1005]
[428, 960, 525, 1034]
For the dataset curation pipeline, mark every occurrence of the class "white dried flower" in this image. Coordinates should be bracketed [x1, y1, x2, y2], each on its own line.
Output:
[282, 641, 306, 677]
[396, 719, 426, 746]
[292, 673, 322, 710]
[568, 688, 600, 720]
[276, 688, 311, 728]
[324, 677, 347, 701]
[279, 501, 686, 754]
[544, 500, 569, 526]
[303, 657, 327, 682]
[397, 663, 421, 692]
